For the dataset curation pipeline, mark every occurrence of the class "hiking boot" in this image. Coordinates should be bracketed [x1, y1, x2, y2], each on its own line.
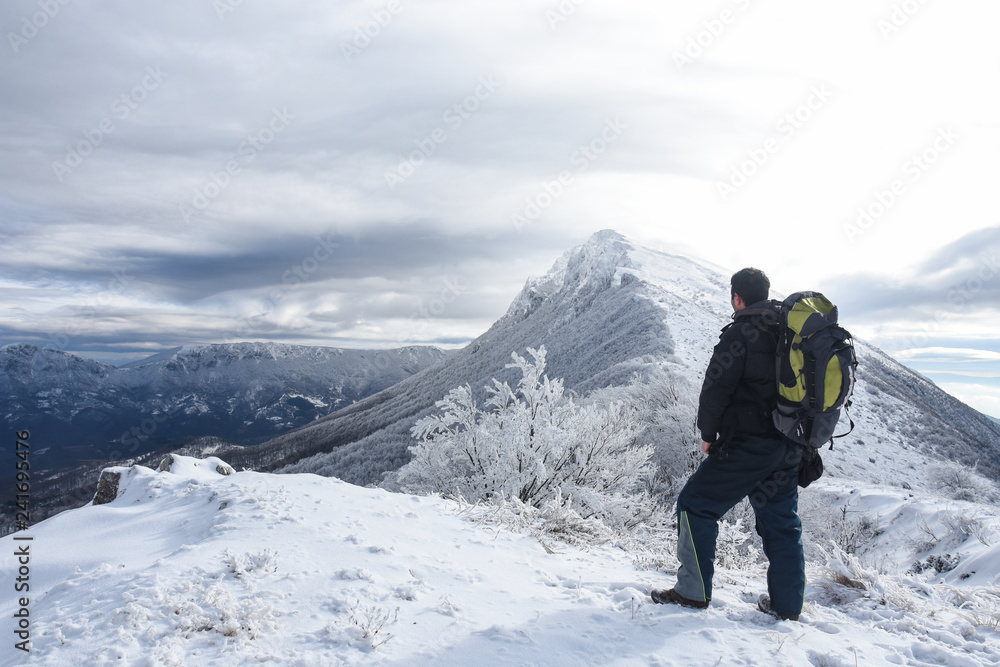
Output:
[757, 595, 799, 621]
[650, 587, 709, 609]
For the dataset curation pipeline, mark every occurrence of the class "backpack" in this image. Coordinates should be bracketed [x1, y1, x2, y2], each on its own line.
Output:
[772, 291, 857, 450]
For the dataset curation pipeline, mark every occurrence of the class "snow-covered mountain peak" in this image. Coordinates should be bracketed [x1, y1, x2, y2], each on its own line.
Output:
[1, 342, 114, 380]
[504, 229, 738, 327]
[161, 342, 324, 369]
[159, 342, 293, 373]
[503, 230, 636, 321]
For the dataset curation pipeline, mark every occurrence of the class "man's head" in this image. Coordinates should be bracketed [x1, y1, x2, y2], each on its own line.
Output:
[730, 267, 770, 310]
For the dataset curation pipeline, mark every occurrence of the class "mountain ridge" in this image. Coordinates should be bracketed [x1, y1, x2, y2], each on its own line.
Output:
[227, 230, 1000, 495]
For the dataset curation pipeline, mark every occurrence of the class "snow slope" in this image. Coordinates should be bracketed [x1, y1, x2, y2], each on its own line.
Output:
[1, 455, 998, 666]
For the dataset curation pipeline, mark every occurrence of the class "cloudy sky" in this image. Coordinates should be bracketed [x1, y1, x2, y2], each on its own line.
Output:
[1, 0, 998, 418]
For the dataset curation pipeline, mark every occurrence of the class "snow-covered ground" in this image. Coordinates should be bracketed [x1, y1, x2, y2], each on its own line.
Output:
[3, 456, 998, 666]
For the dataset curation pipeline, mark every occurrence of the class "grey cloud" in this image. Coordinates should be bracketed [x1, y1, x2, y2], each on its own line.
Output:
[0, 219, 561, 291]
[6, 0, 992, 374]
[825, 275, 937, 320]
[919, 227, 1000, 281]
[830, 227, 1000, 322]
[2, 0, 740, 195]
[0, 217, 568, 356]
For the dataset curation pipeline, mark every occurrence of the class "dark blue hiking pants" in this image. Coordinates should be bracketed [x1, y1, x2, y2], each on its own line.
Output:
[674, 433, 805, 618]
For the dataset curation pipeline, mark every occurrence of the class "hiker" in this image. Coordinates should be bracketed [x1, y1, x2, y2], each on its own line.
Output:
[652, 267, 805, 621]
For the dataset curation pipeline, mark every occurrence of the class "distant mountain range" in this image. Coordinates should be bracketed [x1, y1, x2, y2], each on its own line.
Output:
[1, 342, 448, 521]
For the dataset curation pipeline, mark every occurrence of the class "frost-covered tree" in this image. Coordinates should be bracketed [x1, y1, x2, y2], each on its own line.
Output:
[599, 369, 701, 503]
[927, 461, 998, 503]
[394, 347, 656, 529]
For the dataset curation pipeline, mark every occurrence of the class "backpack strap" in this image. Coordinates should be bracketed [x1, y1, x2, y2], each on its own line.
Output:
[733, 301, 782, 325]
[827, 400, 856, 450]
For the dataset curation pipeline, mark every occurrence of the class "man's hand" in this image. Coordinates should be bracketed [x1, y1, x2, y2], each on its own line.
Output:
[701, 440, 712, 455]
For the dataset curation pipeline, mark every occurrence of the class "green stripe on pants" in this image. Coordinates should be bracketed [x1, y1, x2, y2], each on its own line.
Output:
[675, 510, 708, 602]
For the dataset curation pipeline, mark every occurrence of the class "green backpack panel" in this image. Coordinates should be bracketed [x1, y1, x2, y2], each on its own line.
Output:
[773, 291, 857, 448]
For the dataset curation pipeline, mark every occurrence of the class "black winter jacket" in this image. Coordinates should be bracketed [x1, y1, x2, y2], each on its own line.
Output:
[696, 300, 782, 446]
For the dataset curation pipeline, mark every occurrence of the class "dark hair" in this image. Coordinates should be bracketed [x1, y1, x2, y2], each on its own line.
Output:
[730, 267, 770, 305]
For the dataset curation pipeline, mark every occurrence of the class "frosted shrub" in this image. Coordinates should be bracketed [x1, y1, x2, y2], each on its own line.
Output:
[814, 544, 918, 611]
[928, 461, 997, 503]
[909, 553, 961, 575]
[458, 491, 616, 549]
[834, 505, 882, 556]
[323, 601, 399, 651]
[223, 548, 279, 578]
[533, 491, 616, 546]
[163, 580, 277, 642]
[963, 589, 1000, 631]
[345, 602, 398, 650]
[804, 501, 882, 557]
[605, 368, 700, 505]
[715, 518, 762, 571]
[941, 512, 995, 548]
[395, 347, 656, 532]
